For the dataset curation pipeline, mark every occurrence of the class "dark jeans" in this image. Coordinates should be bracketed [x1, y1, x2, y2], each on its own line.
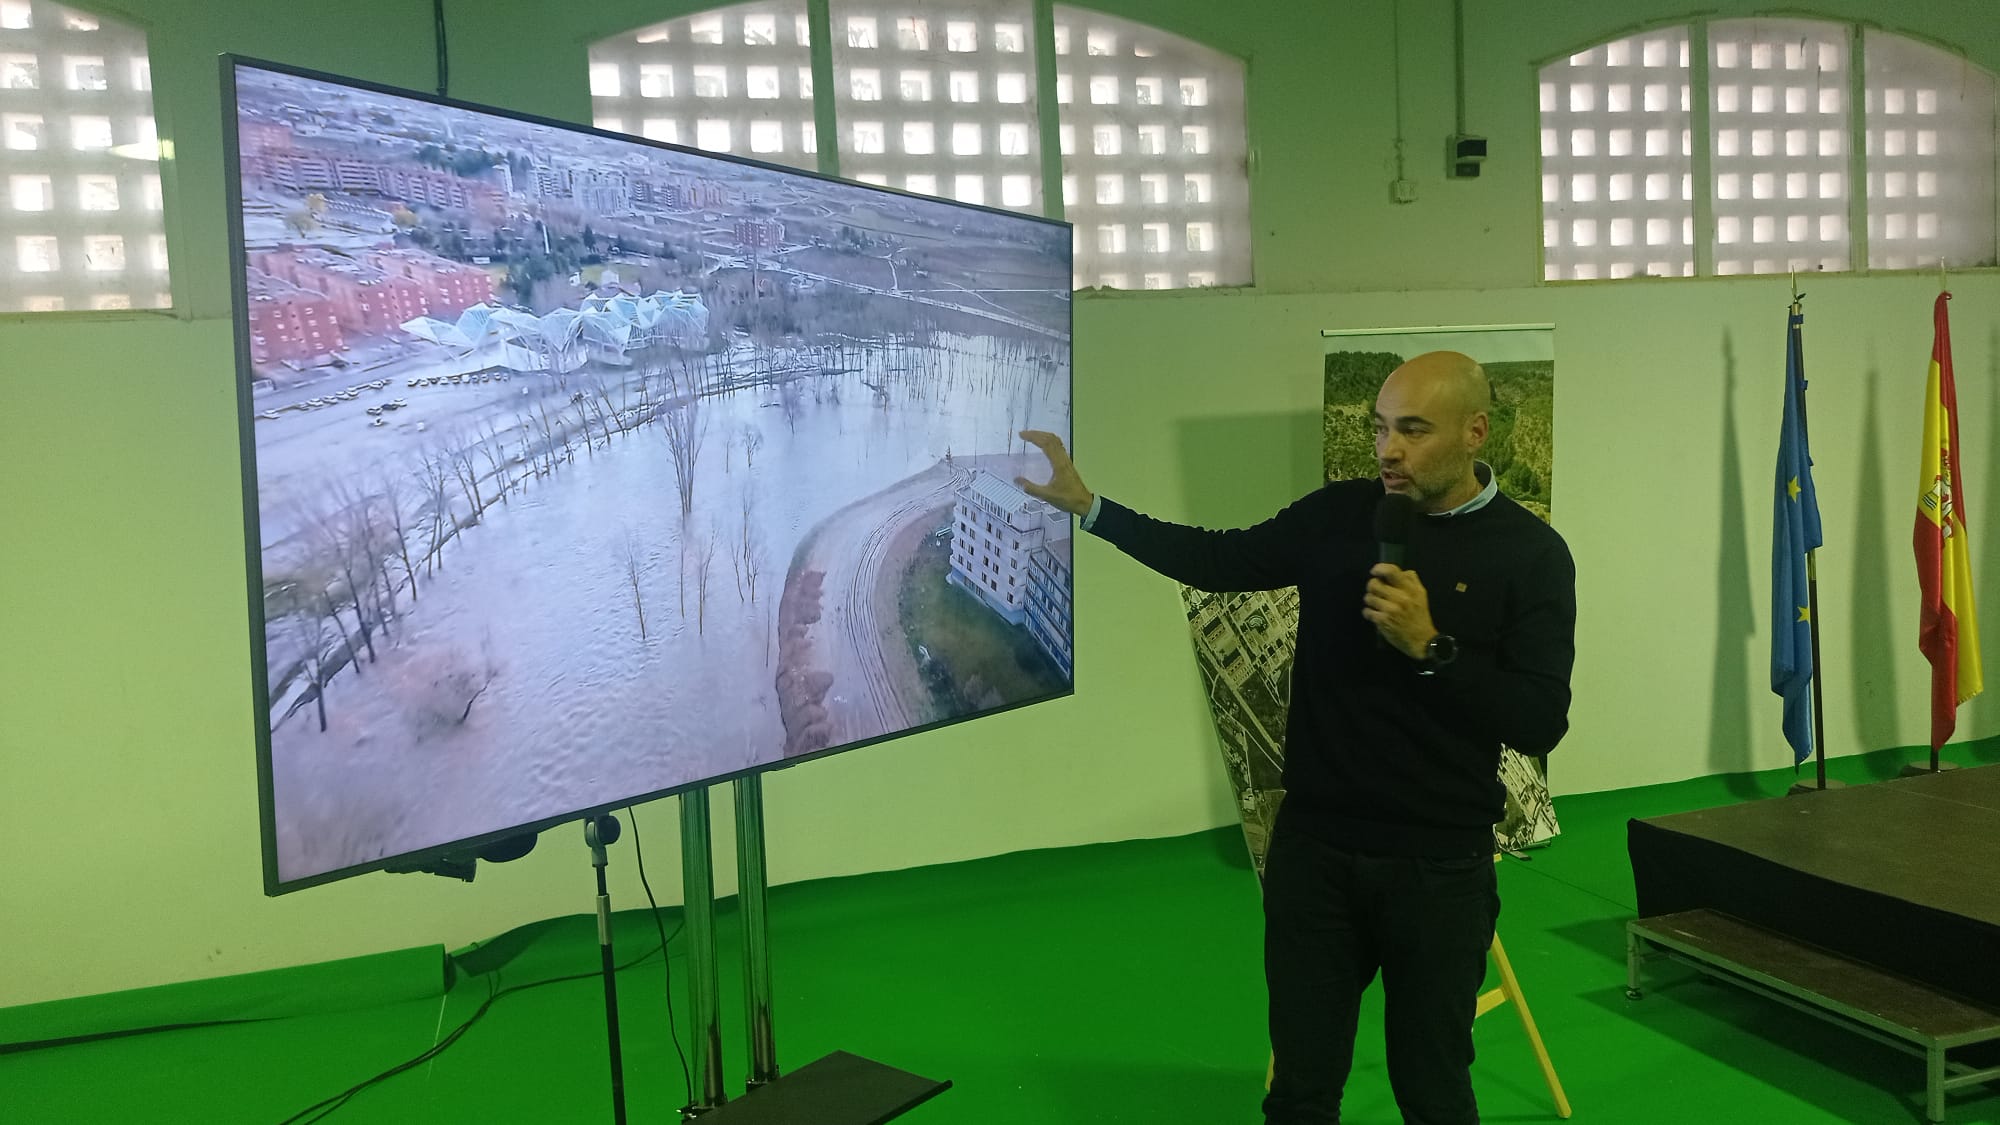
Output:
[1260, 827, 1499, 1125]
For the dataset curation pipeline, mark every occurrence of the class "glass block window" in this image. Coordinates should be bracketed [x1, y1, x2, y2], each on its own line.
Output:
[1539, 29, 1694, 280]
[1541, 20, 1997, 280]
[595, 3, 1253, 290]
[1864, 29, 1997, 270]
[1053, 6, 1249, 288]
[0, 0, 172, 312]
[829, 1, 1044, 213]
[1708, 19, 1851, 275]
[588, 3, 817, 171]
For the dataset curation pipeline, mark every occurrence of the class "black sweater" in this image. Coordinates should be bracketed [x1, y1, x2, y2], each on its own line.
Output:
[1090, 477, 1577, 857]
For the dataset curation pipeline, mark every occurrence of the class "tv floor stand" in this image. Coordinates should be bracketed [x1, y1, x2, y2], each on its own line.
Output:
[675, 775, 951, 1123]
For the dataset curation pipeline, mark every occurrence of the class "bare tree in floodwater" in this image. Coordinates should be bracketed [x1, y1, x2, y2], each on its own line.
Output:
[476, 420, 510, 504]
[731, 483, 764, 605]
[295, 483, 379, 668]
[642, 341, 708, 518]
[411, 452, 454, 576]
[694, 524, 716, 635]
[443, 429, 487, 515]
[272, 573, 333, 732]
[375, 468, 421, 603]
[622, 529, 651, 641]
[777, 374, 803, 433]
[408, 636, 502, 735]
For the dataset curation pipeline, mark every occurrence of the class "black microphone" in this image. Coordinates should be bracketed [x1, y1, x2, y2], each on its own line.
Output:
[1374, 492, 1416, 567]
[1373, 492, 1416, 652]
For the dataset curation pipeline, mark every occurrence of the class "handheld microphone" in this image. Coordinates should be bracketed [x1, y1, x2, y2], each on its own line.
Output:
[1373, 492, 1416, 652]
[1374, 492, 1416, 567]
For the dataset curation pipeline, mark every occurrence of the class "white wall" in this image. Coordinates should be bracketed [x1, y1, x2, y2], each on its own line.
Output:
[3, 0, 1996, 1009]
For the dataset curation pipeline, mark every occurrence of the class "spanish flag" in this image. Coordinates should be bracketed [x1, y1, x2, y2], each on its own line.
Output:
[1915, 292, 1982, 750]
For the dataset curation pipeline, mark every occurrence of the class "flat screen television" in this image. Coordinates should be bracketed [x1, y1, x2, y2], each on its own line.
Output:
[223, 58, 1074, 895]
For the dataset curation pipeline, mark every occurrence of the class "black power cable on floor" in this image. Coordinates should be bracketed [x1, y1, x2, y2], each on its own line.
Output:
[277, 806, 698, 1125]
[278, 941, 659, 1125]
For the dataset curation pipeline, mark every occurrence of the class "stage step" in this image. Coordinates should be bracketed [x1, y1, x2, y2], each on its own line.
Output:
[1628, 908, 2000, 1123]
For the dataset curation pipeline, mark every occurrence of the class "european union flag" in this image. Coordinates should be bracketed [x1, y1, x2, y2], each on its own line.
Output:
[1772, 305, 1824, 764]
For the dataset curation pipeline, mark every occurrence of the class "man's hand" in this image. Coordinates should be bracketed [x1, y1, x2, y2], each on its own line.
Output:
[1363, 563, 1437, 660]
[1016, 430, 1095, 516]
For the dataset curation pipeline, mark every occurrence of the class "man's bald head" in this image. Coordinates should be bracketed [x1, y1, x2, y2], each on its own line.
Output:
[1382, 351, 1490, 427]
[1372, 351, 1491, 512]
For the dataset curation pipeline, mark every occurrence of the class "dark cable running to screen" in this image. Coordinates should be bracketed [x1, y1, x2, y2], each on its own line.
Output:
[433, 0, 448, 98]
[276, 811, 692, 1124]
[276, 954, 644, 1125]
[627, 805, 695, 1108]
[277, 931, 688, 1123]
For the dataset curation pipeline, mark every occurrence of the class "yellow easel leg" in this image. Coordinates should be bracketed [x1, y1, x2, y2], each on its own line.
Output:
[1489, 932, 1572, 1119]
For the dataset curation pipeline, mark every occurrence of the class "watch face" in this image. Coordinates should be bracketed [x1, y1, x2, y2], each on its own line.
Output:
[1430, 634, 1458, 664]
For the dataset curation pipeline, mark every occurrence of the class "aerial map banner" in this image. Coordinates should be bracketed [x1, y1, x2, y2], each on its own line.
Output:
[1183, 323, 1560, 874]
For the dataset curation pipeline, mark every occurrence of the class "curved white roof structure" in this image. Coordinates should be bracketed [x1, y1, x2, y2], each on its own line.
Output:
[401, 289, 709, 364]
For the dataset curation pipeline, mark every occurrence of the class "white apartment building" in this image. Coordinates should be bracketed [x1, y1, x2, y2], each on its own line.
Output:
[1025, 533, 1073, 678]
[947, 468, 1068, 629]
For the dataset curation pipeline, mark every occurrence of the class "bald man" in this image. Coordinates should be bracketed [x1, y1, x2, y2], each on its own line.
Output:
[1020, 351, 1576, 1125]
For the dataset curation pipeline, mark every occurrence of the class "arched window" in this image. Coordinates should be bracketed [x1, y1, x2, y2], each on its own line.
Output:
[590, 2, 1251, 290]
[829, 3, 1046, 215]
[588, 4, 818, 171]
[1540, 19, 1995, 279]
[1053, 7, 1248, 290]
[1863, 30, 1996, 270]
[0, 1, 173, 312]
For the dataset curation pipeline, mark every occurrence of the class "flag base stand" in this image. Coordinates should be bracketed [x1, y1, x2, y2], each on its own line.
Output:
[1785, 777, 1846, 796]
[1899, 760, 1961, 777]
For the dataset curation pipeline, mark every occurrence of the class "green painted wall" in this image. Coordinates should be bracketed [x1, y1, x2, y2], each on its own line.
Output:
[4, 0, 1997, 1008]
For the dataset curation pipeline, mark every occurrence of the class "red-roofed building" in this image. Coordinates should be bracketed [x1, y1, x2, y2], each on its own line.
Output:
[366, 249, 494, 317]
[244, 268, 344, 364]
[253, 246, 492, 334]
[252, 247, 426, 336]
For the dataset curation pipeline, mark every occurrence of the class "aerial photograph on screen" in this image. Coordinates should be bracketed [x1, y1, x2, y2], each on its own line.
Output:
[230, 65, 1073, 886]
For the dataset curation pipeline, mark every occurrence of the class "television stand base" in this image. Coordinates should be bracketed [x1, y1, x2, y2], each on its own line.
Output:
[686, 1050, 948, 1123]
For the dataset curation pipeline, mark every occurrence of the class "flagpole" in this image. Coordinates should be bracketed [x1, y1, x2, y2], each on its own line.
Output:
[1806, 547, 1828, 789]
[1787, 279, 1838, 795]
[1933, 260, 1948, 779]
[1794, 281, 1830, 790]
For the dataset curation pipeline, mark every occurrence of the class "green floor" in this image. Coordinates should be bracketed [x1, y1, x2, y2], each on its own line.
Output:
[8, 745, 2000, 1124]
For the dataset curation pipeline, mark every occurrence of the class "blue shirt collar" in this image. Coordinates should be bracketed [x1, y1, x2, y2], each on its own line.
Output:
[1430, 462, 1498, 518]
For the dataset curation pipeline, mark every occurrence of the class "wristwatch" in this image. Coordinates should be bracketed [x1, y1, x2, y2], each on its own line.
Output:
[1419, 633, 1459, 676]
